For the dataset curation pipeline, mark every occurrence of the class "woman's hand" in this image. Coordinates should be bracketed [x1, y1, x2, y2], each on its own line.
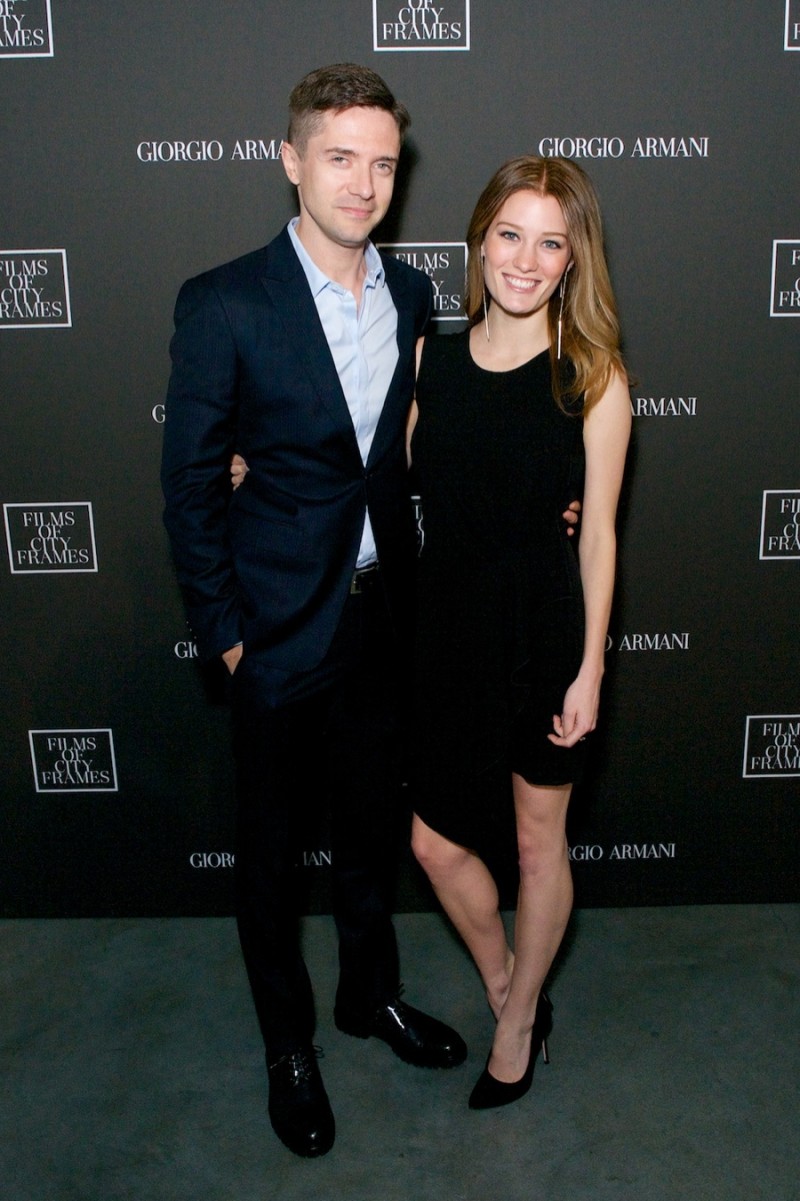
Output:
[230, 453, 249, 490]
[548, 671, 601, 748]
[562, 499, 581, 536]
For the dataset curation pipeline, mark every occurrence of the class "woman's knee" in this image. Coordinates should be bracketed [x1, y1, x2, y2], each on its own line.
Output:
[513, 780, 570, 875]
[411, 816, 467, 877]
[516, 823, 569, 879]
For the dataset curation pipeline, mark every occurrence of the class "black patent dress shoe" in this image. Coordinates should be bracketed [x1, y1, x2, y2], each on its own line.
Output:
[335, 992, 467, 1068]
[266, 1046, 335, 1158]
[468, 990, 553, 1110]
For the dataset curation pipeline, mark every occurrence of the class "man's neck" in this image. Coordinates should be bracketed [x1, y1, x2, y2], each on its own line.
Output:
[294, 219, 369, 301]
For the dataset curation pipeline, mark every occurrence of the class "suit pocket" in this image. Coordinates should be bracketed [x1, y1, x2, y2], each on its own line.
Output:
[230, 506, 307, 572]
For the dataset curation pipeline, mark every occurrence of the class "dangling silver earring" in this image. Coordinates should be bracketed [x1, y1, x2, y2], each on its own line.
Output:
[557, 272, 566, 359]
[481, 253, 490, 341]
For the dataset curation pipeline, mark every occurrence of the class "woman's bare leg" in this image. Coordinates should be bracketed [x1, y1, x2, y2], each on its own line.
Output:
[487, 775, 573, 1083]
[411, 813, 513, 1017]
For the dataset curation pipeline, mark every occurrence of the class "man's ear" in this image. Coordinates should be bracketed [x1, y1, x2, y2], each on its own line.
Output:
[281, 140, 301, 185]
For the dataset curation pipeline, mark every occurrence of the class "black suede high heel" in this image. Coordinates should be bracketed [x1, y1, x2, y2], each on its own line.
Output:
[468, 990, 553, 1110]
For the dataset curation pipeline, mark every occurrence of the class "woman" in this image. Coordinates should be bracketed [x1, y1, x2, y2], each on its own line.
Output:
[407, 156, 630, 1109]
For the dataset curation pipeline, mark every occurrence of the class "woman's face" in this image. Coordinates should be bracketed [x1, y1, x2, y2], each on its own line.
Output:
[481, 189, 572, 320]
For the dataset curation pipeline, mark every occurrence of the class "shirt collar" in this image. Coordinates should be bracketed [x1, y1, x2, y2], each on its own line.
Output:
[287, 217, 386, 298]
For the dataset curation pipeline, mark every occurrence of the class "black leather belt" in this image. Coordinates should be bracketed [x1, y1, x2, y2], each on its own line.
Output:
[349, 563, 380, 594]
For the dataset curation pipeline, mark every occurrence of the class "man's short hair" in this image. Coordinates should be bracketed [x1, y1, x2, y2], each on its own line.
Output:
[287, 62, 411, 154]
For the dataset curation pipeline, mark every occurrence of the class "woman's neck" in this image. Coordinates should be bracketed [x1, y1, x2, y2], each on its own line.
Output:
[470, 305, 550, 372]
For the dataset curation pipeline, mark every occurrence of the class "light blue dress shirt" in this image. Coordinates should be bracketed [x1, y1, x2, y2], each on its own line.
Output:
[287, 218, 399, 568]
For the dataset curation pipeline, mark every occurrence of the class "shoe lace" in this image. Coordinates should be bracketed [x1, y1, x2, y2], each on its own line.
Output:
[268, 1044, 325, 1082]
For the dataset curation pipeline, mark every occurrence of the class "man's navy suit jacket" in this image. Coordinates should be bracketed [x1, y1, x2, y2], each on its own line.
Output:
[161, 226, 433, 673]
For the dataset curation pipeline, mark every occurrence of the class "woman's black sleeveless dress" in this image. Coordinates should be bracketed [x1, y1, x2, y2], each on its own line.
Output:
[409, 330, 586, 854]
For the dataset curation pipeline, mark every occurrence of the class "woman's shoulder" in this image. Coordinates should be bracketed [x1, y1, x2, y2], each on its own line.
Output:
[420, 327, 470, 369]
[415, 330, 470, 412]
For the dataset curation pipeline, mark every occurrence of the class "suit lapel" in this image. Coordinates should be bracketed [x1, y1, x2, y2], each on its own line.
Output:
[258, 231, 361, 456]
[257, 230, 417, 467]
[368, 257, 414, 466]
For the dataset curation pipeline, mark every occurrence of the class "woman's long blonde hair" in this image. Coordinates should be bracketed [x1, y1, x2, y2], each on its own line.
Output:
[464, 155, 626, 410]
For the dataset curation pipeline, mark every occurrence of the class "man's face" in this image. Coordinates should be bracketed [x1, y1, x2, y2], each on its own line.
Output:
[282, 106, 400, 256]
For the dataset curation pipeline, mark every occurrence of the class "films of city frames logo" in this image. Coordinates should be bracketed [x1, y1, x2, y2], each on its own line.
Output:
[0, 251, 71, 328]
[378, 242, 466, 320]
[743, 716, 800, 778]
[0, 0, 52, 57]
[786, 0, 800, 49]
[4, 503, 98, 573]
[770, 241, 800, 315]
[760, 490, 800, 559]
[29, 729, 118, 793]
[373, 0, 469, 50]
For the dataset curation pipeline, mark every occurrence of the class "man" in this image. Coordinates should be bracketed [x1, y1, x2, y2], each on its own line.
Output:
[161, 63, 466, 1159]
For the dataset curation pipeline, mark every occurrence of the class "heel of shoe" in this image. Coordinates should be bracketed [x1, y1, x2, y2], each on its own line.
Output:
[333, 1009, 371, 1040]
[535, 989, 553, 1065]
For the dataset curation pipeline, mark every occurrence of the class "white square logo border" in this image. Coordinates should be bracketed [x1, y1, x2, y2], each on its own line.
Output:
[373, 0, 470, 51]
[29, 728, 119, 793]
[0, 0, 53, 58]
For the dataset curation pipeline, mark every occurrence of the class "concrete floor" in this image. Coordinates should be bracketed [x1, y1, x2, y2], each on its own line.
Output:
[1, 905, 797, 1201]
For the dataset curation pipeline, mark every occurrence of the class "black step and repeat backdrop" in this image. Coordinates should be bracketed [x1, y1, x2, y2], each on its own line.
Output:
[2, 1, 798, 917]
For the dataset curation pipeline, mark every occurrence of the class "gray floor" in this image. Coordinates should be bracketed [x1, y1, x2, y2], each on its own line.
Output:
[2, 905, 798, 1201]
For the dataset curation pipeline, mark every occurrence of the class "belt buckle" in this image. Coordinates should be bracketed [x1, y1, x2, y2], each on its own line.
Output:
[350, 564, 378, 595]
